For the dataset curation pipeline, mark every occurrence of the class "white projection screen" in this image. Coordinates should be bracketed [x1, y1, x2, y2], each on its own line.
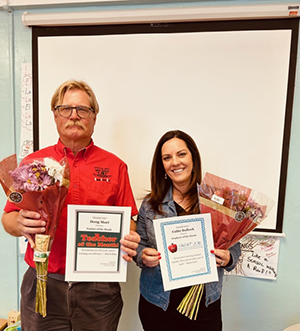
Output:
[32, 19, 299, 233]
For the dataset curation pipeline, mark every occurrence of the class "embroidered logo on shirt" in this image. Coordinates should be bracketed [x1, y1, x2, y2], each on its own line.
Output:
[94, 167, 111, 182]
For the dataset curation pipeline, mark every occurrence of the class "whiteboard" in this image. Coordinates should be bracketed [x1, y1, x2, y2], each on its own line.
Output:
[33, 19, 298, 233]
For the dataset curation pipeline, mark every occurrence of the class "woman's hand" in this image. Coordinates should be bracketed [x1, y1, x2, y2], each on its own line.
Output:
[141, 248, 161, 268]
[211, 249, 231, 267]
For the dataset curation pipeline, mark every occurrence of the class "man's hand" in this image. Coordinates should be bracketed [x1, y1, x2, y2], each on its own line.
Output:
[120, 230, 140, 262]
[16, 209, 45, 248]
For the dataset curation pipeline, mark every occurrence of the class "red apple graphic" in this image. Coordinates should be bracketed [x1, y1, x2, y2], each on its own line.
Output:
[168, 243, 177, 253]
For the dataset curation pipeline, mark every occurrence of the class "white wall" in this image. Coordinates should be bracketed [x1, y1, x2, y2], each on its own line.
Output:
[0, 2, 299, 331]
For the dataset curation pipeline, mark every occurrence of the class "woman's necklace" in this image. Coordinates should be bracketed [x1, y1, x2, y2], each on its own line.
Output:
[173, 187, 190, 210]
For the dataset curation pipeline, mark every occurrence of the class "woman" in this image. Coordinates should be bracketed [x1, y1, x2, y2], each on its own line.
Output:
[134, 130, 241, 331]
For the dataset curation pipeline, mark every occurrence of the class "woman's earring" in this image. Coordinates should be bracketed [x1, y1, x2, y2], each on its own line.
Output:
[165, 173, 167, 180]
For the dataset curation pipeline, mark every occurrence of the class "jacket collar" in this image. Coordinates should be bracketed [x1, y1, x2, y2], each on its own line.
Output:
[162, 185, 173, 204]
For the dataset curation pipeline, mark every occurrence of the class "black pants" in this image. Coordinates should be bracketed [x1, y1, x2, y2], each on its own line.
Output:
[139, 287, 222, 331]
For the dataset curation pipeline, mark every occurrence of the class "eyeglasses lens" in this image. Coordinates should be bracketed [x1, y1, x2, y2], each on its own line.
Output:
[57, 106, 92, 118]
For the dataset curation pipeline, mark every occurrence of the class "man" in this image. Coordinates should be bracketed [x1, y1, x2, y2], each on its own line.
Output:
[1, 80, 140, 331]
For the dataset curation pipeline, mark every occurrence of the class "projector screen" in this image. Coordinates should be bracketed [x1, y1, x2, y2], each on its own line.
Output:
[32, 18, 299, 233]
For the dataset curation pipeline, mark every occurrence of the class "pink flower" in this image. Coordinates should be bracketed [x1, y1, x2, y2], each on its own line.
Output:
[213, 186, 261, 219]
[10, 161, 55, 192]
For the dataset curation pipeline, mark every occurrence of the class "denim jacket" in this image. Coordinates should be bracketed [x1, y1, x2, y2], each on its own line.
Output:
[134, 186, 241, 311]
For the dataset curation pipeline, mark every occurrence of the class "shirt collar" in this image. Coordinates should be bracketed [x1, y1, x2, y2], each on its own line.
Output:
[56, 139, 95, 161]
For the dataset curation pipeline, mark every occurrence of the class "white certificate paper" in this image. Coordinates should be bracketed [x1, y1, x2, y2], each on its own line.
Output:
[65, 205, 131, 282]
[153, 213, 218, 291]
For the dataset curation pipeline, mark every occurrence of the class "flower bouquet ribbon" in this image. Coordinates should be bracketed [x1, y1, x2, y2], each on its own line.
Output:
[0, 154, 70, 317]
[177, 172, 275, 320]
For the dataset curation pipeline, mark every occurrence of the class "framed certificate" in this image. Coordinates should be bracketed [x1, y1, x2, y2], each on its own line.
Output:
[65, 205, 131, 282]
[153, 213, 218, 291]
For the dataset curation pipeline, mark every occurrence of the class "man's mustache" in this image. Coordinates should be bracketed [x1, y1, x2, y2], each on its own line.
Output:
[65, 121, 86, 130]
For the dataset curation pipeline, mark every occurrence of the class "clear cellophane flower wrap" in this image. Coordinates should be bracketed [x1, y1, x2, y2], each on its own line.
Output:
[0, 154, 70, 317]
[177, 172, 275, 320]
[198, 172, 275, 249]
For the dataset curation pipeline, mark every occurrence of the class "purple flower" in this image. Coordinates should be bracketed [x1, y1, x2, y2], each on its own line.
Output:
[10, 160, 56, 192]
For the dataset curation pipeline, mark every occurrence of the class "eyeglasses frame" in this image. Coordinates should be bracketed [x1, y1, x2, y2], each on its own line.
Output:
[54, 105, 95, 119]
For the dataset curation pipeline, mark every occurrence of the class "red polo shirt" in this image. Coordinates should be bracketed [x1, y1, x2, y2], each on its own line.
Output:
[4, 139, 138, 274]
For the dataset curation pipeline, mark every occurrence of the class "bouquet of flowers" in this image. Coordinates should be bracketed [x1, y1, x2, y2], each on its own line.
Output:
[198, 172, 275, 249]
[0, 154, 70, 317]
[177, 172, 275, 320]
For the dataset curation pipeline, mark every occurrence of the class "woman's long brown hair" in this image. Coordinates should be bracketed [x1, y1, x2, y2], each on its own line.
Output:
[147, 130, 202, 215]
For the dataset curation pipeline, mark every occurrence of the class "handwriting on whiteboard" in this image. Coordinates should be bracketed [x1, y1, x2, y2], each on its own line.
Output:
[20, 63, 33, 158]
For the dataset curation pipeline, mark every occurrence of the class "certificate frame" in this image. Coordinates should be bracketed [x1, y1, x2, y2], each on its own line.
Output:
[153, 213, 218, 291]
[65, 204, 131, 282]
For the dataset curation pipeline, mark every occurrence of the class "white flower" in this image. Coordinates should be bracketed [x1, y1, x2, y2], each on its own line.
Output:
[43, 158, 65, 185]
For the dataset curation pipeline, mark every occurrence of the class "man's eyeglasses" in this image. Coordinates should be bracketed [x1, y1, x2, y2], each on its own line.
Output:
[55, 105, 95, 119]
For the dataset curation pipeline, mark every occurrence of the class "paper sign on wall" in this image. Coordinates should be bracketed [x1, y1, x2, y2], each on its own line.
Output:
[226, 234, 280, 280]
